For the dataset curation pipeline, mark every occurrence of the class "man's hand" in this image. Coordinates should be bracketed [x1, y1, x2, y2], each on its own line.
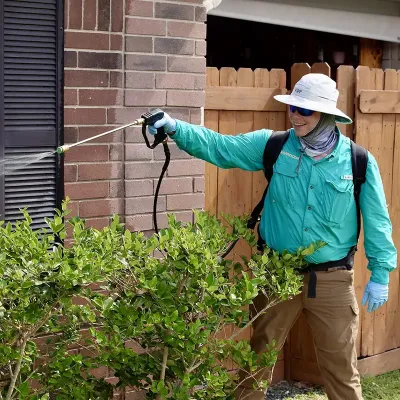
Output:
[362, 281, 389, 312]
[148, 111, 176, 135]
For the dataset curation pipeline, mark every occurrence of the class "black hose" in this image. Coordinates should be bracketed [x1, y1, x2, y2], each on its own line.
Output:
[153, 142, 170, 234]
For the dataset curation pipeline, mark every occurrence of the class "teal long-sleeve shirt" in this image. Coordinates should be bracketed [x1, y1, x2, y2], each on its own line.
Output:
[171, 120, 397, 285]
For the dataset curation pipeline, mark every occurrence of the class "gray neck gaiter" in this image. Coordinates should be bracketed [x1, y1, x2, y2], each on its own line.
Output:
[299, 113, 338, 157]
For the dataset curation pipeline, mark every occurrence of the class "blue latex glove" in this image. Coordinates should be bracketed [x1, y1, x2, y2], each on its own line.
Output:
[362, 281, 389, 312]
[148, 112, 176, 135]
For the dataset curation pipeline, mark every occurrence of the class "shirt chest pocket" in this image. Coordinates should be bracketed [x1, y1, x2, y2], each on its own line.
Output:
[270, 161, 299, 208]
[320, 178, 354, 224]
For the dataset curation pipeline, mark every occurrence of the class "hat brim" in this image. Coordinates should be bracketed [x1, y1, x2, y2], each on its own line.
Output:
[274, 94, 353, 124]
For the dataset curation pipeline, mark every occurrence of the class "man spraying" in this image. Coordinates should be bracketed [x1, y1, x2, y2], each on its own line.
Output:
[146, 74, 397, 400]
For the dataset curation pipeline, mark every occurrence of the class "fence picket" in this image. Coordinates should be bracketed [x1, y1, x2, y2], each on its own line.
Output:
[369, 69, 388, 355]
[337, 66, 356, 139]
[253, 69, 270, 216]
[311, 62, 331, 76]
[231, 68, 255, 346]
[291, 63, 312, 87]
[381, 69, 398, 352]
[204, 67, 220, 216]
[393, 70, 400, 349]
[355, 66, 376, 357]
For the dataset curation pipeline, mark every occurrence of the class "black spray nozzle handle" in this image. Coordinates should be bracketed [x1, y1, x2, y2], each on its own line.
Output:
[141, 108, 167, 149]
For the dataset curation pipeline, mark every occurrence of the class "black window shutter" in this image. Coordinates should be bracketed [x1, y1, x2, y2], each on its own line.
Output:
[0, 0, 64, 229]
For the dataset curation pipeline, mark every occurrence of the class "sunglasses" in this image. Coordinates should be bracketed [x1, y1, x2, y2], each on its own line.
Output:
[289, 105, 314, 117]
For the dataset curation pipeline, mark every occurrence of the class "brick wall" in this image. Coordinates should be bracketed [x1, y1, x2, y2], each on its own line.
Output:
[382, 41, 400, 70]
[64, 0, 207, 235]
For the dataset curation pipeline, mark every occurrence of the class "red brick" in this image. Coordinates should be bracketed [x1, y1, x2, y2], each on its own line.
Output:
[65, 32, 109, 50]
[125, 17, 166, 36]
[167, 21, 206, 39]
[111, 0, 123, 32]
[125, 36, 153, 53]
[83, 0, 97, 30]
[98, 0, 111, 31]
[167, 159, 204, 176]
[79, 126, 123, 143]
[125, 214, 153, 231]
[72, 295, 90, 306]
[125, 144, 153, 161]
[156, 177, 192, 195]
[153, 142, 191, 160]
[125, 54, 166, 71]
[157, 211, 193, 228]
[125, 179, 153, 197]
[64, 89, 78, 106]
[64, 108, 107, 125]
[79, 89, 123, 106]
[110, 143, 123, 160]
[109, 180, 124, 197]
[125, 390, 147, 400]
[110, 34, 123, 50]
[125, 72, 154, 89]
[168, 0, 202, 3]
[65, 51, 77, 67]
[85, 218, 111, 230]
[195, 40, 206, 56]
[64, 144, 110, 163]
[126, 0, 153, 17]
[78, 52, 122, 69]
[167, 56, 205, 73]
[110, 71, 124, 88]
[64, 0, 69, 29]
[107, 107, 148, 124]
[65, 126, 79, 142]
[125, 196, 166, 215]
[65, 182, 109, 200]
[64, 70, 109, 87]
[167, 193, 204, 210]
[78, 162, 124, 181]
[64, 164, 78, 182]
[80, 199, 124, 218]
[155, 73, 193, 89]
[66, 201, 79, 217]
[125, 161, 166, 179]
[195, 6, 206, 22]
[190, 108, 202, 124]
[125, 90, 166, 107]
[194, 176, 204, 192]
[107, 377, 120, 385]
[69, 0, 83, 29]
[154, 38, 194, 55]
[167, 90, 205, 107]
[160, 107, 190, 121]
[155, 2, 194, 21]
[124, 126, 147, 143]
[194, 74, 206, 89]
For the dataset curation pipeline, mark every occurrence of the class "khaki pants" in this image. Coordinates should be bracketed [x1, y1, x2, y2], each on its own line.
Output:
[235, 269, 362, 400]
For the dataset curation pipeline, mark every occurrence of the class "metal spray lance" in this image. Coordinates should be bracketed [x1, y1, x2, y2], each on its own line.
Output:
[56, 109, 170, 234]
[56, 109, 168, 154]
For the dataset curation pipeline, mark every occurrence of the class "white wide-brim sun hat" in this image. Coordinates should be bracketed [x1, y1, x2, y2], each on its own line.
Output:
[274, 73, 353, 124]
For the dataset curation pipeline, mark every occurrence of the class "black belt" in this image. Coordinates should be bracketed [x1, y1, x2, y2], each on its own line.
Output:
[302, 247, 356, 298]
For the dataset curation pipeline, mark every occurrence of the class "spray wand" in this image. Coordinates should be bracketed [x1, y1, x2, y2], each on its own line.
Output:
[57, 109, 170, 234]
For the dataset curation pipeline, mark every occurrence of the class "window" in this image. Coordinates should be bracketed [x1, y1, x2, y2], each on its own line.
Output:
[0, 0, 63, 229]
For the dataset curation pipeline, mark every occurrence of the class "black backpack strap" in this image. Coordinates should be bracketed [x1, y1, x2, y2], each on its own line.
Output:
[350, 140, 368, 244]
[247, 130, 290, 231]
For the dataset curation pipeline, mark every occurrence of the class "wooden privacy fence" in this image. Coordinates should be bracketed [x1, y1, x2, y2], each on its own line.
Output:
[204, 63, 400, 383]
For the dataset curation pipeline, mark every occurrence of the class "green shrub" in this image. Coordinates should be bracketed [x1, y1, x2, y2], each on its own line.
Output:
[0, 201, 323, 399]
